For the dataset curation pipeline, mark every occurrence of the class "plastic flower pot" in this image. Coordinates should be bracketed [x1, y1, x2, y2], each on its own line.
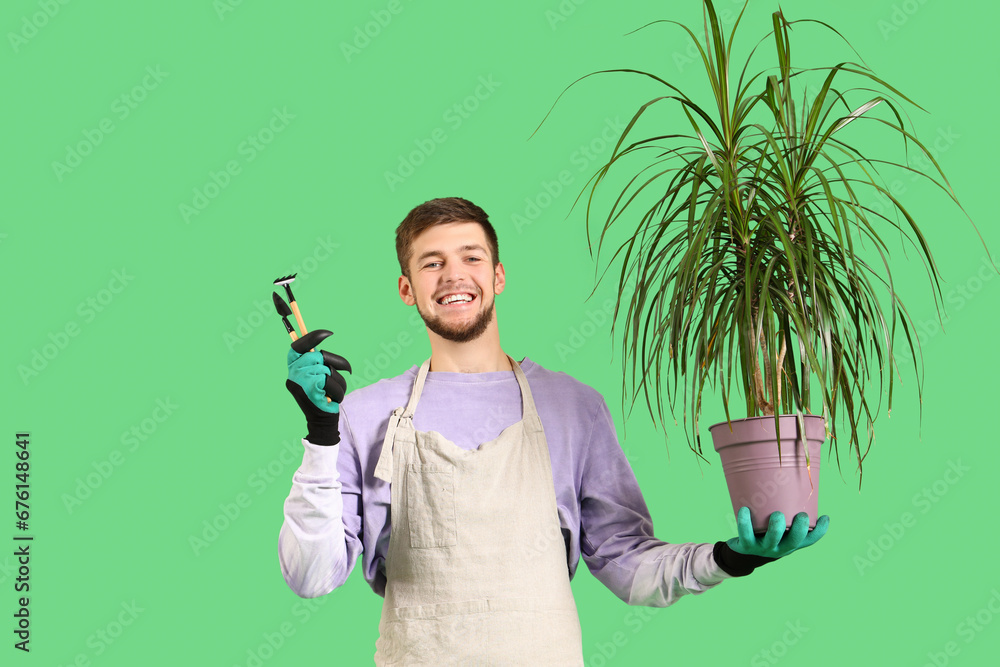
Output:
[709, 414, 826, 534]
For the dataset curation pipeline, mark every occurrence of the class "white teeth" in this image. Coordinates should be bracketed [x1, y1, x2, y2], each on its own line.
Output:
[438, 293, 474, 305]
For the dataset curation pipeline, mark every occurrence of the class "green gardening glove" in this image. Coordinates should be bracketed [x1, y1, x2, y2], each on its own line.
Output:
[712, 507, 830, 577]
[287, 348, 342, 414]
[284, 330, 352, 445]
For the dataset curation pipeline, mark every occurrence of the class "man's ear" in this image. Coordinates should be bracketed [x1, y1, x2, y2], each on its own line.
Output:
[493, 262, 505, 295]
[398, 274, 416, 306]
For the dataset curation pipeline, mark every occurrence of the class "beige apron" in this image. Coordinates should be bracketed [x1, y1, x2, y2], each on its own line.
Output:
[372, 355, 583, 666]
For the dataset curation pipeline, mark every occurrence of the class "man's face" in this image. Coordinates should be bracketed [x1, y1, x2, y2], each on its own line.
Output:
[399, 221, 505, 343]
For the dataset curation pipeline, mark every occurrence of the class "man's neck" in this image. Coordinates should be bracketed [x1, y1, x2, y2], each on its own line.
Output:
[427, 342, 513, 373]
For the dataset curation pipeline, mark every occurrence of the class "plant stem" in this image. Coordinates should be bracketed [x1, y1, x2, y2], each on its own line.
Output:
[752, 326, 787, 417]
[753, 327, 773, 416]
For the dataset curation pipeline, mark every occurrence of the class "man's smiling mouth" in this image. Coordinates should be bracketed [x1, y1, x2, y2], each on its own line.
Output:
[436, 293, 476, 306]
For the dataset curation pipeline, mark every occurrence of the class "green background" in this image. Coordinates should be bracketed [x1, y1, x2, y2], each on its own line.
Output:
[3, 0, 998, 664]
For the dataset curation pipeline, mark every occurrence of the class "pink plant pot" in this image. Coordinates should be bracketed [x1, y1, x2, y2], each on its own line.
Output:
[709, 414, 826, 534]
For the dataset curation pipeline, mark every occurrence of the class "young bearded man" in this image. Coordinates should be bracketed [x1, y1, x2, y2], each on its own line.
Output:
[278, 197, 829, 665]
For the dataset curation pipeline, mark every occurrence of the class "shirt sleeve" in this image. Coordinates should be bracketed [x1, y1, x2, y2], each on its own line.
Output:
[277, 408, 364, 598]
[578, 395, 733, 607]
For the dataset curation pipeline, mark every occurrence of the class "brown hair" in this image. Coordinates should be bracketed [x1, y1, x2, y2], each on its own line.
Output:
[395, 197, 500, 280]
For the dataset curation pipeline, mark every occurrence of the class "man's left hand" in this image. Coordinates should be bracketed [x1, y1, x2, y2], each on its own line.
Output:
[712, 506, 829, 577]
[728, 506, 830, 559]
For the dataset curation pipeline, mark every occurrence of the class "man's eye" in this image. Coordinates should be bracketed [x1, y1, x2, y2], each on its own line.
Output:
[425, 258, 480, 268]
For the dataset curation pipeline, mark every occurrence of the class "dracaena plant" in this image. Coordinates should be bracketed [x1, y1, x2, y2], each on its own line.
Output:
[537, 0, 990, 484]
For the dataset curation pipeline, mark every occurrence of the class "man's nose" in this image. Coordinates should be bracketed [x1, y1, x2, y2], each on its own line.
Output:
[443, 260, 470, 280]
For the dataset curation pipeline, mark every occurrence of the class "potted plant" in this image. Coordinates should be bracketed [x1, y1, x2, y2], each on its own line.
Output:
[535, 0, 995, 532]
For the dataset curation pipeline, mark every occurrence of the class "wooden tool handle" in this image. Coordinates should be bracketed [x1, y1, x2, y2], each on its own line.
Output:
[288, 316, 331, 403]
[290, 301, 307, 337]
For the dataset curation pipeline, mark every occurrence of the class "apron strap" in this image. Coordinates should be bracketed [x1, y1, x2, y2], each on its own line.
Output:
[374, 407, 403, 482]
[507, 355, 542, 432]
[373, 358, 432, 483]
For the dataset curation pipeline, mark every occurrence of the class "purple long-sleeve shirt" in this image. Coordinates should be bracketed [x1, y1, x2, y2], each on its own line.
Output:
[278, 357, 732, 605]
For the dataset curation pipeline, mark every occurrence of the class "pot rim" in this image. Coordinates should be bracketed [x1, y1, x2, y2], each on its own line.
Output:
[707, 413, 827, 434]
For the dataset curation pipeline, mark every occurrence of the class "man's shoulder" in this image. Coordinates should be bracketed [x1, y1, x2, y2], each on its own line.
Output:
[522, 357, 607, 409]
[341, 363, 419, 413]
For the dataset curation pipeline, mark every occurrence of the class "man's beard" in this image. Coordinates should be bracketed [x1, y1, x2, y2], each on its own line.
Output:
[416, 292, 496, 343]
